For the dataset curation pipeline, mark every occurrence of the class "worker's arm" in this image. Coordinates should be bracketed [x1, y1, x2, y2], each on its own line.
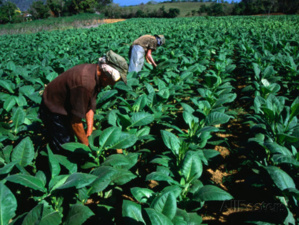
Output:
[86, 109, 94, 137]
[145, 49, 157, 67]
[71, 115, 89, 146]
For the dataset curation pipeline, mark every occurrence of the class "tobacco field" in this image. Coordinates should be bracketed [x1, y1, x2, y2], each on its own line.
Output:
[0, 15, 298, 224]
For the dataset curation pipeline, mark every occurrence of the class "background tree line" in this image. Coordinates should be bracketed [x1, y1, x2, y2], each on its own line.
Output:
[0, 0, 298, 25]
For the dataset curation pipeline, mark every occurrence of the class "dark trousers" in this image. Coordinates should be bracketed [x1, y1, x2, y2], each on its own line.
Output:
[39, 102, 74, 152]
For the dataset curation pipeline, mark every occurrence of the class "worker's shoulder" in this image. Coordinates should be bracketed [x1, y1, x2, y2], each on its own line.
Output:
[71, 63, 96, 70]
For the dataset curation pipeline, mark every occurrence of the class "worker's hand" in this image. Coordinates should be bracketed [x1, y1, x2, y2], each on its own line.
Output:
[145, 57, 152, 64]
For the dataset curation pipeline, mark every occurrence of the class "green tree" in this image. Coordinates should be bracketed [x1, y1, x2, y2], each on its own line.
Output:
[168, 8, 180, 17]
[29, 1, 50, 19]
[208, 3, 224, 16]
[47, 0, 65, 17]
[0, 1, 18, 23]
[198, 4, 208, 14]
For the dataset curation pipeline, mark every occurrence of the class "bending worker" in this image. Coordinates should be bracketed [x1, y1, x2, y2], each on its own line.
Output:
[39, 50, 128, 152]
[128, 34, 165, 73]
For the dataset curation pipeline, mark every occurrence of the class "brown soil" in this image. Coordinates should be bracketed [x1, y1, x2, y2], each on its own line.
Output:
[82, 19, 126, 29]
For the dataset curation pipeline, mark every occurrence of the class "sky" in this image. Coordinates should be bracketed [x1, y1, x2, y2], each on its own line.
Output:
[113, 0, 241, 7]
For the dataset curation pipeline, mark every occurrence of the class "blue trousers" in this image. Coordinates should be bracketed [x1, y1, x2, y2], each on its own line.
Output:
[128, 45, 145, 73]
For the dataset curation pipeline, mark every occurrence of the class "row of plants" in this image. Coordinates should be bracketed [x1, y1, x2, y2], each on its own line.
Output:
[0, 15, 298, 224]
[234, 25, 299, 224]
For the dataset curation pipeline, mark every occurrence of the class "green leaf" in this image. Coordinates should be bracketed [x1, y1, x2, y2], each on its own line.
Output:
[0, 80, 15, 94]
[253, 63, 261, 80]
[11, 107, 25, 134]
[193, 185, 233, 202]
[6, 174, 47, 192]
[290, 100, 299, 121]
[98, 90, 118, 104]
[49, 175, 69, 192]
[145, 208, 173, 225]
[108, 132, 138, 149]
[188, 212, 203, 225]
[151, 192, 177, 220]
[22, 202, 61, 225]
[102, 153, 138, 169]
[3, 96, 17, 112]
[146, 172, 179, 185]
[111, 169, 137, 185]
[122, 200, 145, 225]
[206, 112, 231, 126]
[265, 166, 296, 191]
[47, 146, 61, 178]
[61, 142, 91, 153]
[99, 126, 122, 149]
[161, 130, 181, 156]
[0, 162, 17, 175]
[64, 204, 94, 225]
[181, 151, 203, 182]
[55, 155, 77, 174]
[11, 137, 34, 167]
[6, 61, 16, 72]
[131, 187, 155, 204]
[57, 173, 98, 190]
[130, 112, 154, 127]
[0, 183, 17, 225]
[89, 166, 118, 194]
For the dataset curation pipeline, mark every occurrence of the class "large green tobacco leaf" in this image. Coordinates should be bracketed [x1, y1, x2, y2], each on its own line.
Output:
[62, 142, 91, 153]
[290, 97, 299, 121]
[111, 169, 137, 185]
[108, 132, 138, 149]
[181, 151, 203, 182]
[6, 174, 47, 192]
[3, 96, 17, 112]
[11, 107, 25, 134]
[97, 90, 118, 104]
[172, 216, 187, 225]
[151, 192, 177, 220]
[0, 183, 17, 225]
[131, 187, 155, 204]
[49, 175, 69, 192]
[146, 172, 179, 185]
[55, 155, 77, 174]
[89, 166, 118, 194]
[56, 173, 98, 190]
[22, 202, 61, 225]
[122, 200, 145, 225]
[130, 112, 154, 127]
[99, 126, 122, 149]
[64, 203, 95, 225]
[47, 146, 61, 178]
[187, 212, 203, 225]
[161, 130, 181, 156]
[175, 209, 203, 225]
[11, 137, 34, 167]
[102, 153, 139, 169]
[0, 80, 15, 94]
[132, 94, 148, 112]
[0, 162, 17, 175]
[145, 208, 173, 225]
[193, 185, 233, 202]
[265, 166, 296, 191]
[205, 112, 232, 126]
